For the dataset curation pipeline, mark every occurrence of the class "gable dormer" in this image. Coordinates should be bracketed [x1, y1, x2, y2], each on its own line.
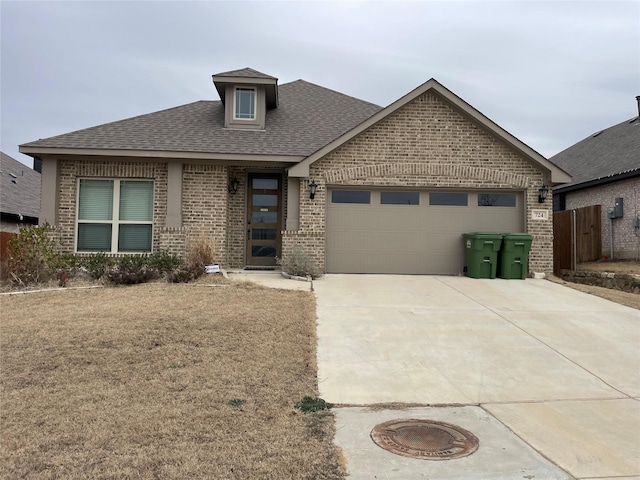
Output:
[212, 68, 278, 130]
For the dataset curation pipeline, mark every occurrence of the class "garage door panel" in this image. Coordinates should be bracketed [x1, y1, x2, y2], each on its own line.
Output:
[326, 189, 523, 275]
[328, 206, 428, 231]
[327, 251, 430, 274]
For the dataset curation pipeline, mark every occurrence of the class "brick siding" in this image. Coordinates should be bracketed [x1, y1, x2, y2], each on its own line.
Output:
[565, 176, 640, 259]
[54, 159, 231, 266]
[53, 91, 555, 274]
[54, 159, 292, 269]
[285, 91, 553, 274]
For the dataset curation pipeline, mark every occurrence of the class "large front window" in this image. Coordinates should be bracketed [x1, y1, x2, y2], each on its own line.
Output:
[234, 87, 255, 120]
[77, 179, 153, 253]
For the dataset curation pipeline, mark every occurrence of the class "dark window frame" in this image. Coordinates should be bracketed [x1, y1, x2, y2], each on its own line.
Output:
[477, 193, 517, 207]
[331, 190, 371, 204]
[380, 191, 420, 205]
[429, 192, 469, 206]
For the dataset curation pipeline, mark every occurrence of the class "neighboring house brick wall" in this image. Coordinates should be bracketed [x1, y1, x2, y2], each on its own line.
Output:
[565, 176, 640, 260]
[287, 91, 553, 274]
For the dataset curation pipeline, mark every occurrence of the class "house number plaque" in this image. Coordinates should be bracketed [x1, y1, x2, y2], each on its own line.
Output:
[531, 209, 548, 220]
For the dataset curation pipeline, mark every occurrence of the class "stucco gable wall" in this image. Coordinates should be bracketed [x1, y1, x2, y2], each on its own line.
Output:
[290, 91, 553, 273]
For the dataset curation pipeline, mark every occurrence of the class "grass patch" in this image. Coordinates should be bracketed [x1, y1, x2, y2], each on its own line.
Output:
[295, 396, 334, 413]
[0, 283, 345, 479]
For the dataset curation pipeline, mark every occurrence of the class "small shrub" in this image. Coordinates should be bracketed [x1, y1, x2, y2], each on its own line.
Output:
[7, 224, 62, 285]
[294, 397, 333, 413]
[117, 254, 149, 270]
[186, 235, 218, 269]
[103, 255, 160, 285]
[79, 253, 115, 280]
[167, 235, 218, 284]
[277, 245, 321, 279]
[147, 250, 182, 274]
[166, 263, 204, 283]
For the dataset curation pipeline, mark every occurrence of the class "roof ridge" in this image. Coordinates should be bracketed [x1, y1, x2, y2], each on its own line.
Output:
[281, 79, 382, 109]
[214, 67, 277, 79]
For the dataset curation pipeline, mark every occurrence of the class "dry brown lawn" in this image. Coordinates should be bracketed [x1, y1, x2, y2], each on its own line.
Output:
[0, 281, 346, 479]
[548, 259, 640, 310]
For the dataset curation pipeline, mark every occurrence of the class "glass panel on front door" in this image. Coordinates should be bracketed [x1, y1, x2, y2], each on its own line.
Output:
[247, 173, 282, 267]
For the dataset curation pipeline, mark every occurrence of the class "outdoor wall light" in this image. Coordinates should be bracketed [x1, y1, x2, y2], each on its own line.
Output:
[228, 177, 240, 194]
[538, 184, 549, 203]
[308, 179, 318, 200]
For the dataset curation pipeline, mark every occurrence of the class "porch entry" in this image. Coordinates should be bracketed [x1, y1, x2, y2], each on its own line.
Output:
[246, 173, 282, 267]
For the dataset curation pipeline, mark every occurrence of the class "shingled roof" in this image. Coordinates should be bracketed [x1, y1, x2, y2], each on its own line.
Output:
[551, 116, 640, 191]
[214, 67, 278, 80]
[20, 80, 382, 159]
[1, 152, 41, 221]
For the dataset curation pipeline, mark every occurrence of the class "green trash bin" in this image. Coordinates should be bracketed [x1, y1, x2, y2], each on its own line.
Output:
[462, 233, 503, 279]
[499, 233, 533, 279]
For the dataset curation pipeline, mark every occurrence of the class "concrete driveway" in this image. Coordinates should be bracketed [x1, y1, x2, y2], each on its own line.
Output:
[314, 275, 640, 479]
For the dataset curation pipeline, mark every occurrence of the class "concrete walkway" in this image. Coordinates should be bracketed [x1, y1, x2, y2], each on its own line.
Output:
[226, 269, 312, 291]
[313, 275, 640, 480]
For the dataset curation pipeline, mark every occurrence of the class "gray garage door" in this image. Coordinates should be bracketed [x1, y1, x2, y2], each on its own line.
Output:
[326, 189, 524, 274]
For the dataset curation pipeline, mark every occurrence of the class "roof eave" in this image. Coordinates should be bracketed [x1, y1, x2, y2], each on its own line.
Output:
[553, 169, 639, 194]
[19, 146, 303, 164]
[0, 212, 39, 224]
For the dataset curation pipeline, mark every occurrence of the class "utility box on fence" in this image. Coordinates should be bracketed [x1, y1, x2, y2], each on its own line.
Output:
[499, 233, 533, 280]
[463, 232, 503, 279]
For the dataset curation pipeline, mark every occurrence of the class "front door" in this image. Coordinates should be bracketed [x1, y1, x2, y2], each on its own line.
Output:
[246, 173, 282, 267]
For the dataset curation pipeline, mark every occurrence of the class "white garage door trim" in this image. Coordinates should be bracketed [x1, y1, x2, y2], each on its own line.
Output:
[326, 188, 524, 274]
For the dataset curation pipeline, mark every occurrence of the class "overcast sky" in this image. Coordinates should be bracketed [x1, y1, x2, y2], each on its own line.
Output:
[2, 1, 639, 169]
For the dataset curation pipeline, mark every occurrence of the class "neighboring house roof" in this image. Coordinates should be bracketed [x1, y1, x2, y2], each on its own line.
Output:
[0, 152, 41, 221]
[290, 78, 571, 184]
[20, 80, 382, 160]
[551, 116, 640, 193]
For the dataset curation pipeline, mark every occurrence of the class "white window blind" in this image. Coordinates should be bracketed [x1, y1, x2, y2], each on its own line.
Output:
[120, 181, 153, 221]
[79, 179, 113, 220]
[77, 179, 153, 253]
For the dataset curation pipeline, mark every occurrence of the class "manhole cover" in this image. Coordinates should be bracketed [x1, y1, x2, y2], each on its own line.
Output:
[370, 419, 479, 460]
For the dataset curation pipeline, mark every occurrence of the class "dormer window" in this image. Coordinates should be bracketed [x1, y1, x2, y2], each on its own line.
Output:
[212, 68, 278, 130]
[234, 87, 256, 120]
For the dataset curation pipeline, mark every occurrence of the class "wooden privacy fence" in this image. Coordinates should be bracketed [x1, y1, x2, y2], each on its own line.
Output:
[0, 232, 17, 260]
[553, 205, 601, 275]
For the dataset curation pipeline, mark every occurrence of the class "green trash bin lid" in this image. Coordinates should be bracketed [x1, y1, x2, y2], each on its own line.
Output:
[502, 233, 533, 239]
[463, 232, 503, 239]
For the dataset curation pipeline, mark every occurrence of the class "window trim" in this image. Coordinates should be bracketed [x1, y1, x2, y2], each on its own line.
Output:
[76, 178, 154, 254]
[233, 86, 256, 121]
